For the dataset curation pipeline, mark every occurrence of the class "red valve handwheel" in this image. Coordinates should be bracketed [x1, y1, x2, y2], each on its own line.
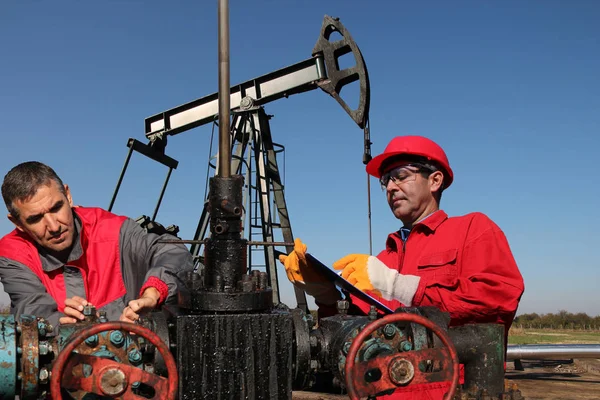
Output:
[50, 321, 178, 400]
[344, 313, 460, 400]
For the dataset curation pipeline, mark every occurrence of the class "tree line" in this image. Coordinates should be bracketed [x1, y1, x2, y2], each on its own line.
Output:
[514, 310, 600, 330]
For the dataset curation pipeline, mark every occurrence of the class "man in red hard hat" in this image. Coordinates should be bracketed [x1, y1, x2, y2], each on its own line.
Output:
[280, 135, 524, 398]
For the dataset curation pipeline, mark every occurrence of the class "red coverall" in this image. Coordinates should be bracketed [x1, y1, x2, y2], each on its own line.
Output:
[327, 210, 525, 399]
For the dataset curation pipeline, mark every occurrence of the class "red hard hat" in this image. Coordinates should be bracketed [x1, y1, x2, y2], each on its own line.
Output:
[366, 135, 454, 188]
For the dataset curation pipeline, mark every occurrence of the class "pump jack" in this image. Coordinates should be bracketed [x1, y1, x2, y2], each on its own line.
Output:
[108, 15, 371, 312]
[0, 8, 523, 400]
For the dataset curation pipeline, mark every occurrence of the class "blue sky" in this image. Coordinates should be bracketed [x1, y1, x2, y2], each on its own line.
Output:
[1, 1, 598, 316]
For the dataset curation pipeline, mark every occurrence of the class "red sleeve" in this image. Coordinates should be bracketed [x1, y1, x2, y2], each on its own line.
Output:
[139, 276, 169, 306]
[412, 220, 524, 334]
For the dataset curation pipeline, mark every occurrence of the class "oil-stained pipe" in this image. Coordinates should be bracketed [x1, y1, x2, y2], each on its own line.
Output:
[217, 0, 231, 177]
[507, 344, 600, 360]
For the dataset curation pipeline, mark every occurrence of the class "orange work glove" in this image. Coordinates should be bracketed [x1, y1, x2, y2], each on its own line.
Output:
[278, 238, 341, 305]
[333, 254, 420, 306]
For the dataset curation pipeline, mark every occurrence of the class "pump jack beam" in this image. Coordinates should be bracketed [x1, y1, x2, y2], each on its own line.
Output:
[144, 15, 369, 140]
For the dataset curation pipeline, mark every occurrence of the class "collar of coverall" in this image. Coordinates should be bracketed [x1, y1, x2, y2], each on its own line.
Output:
[385, 210, 448, 251]
[410, 209, 447, 233]
[39, 209, 84, 272]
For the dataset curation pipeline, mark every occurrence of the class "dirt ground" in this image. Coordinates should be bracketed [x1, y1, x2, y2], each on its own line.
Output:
[292, 359, 600, 399]
[505, 358, 600, 400]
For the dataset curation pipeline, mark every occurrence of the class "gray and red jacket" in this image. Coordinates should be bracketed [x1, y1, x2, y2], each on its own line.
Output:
[0, 206, 193, 328]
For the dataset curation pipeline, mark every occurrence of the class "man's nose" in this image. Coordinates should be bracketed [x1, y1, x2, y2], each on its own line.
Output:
[386, 180, 398, 193]
[45, 215, 61, 233]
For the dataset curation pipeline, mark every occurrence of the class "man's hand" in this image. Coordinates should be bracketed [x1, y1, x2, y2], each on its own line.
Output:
[278, 238, 340, 305]
[60, 296, 91, 324]
[333, 254, 373, 291]
[120, 287, 160, 323]
[333, 254, 421, 306]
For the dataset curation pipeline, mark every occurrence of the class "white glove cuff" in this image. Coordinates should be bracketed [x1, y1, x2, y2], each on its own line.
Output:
[367, 257, 420, 306]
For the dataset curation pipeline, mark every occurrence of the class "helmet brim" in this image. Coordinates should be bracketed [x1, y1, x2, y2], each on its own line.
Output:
[366, 151, 454, 188]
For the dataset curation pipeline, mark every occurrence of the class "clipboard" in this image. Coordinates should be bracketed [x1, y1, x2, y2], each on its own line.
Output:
[275, 250, 394, 315]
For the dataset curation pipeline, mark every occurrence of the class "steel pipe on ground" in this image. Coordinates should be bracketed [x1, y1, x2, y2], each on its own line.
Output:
[507, 344, 600, 360]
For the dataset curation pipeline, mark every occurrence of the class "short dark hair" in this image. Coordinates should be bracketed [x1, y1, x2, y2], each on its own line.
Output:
[1, 162, 66, 219]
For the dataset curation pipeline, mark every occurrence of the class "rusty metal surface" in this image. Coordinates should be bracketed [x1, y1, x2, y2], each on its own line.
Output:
[50, 321, 178, 400]
[348, 348, 454, 394]
[56, 318, 142, 399]
[0, 315, 17, 398]
[19, 315, 40, 400]
[344, 313, 460, 400]
[448, 324, 506, 397]
[61, 354, 170, 398]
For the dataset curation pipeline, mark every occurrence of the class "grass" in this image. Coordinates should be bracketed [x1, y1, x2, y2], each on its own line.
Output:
[508, 327, 600, 345]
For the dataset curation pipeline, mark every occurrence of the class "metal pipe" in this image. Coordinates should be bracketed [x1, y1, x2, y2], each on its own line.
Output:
[507, 344, 600, 360]
[366, 172, 372, 255]
[217, 0, 231, 177]
[108, 143, 135, 212]
[159, 239, 295, 246]
[151, 167, 173, 221]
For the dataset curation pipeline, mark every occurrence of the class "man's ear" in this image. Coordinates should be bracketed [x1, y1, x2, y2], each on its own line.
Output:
[8, 213, 24, 232]
[429, 171, 444, 193]
[64, 184, 73, 207]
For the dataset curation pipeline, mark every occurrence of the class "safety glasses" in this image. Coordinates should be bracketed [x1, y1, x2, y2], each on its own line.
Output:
[379, 164, 433, 190]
